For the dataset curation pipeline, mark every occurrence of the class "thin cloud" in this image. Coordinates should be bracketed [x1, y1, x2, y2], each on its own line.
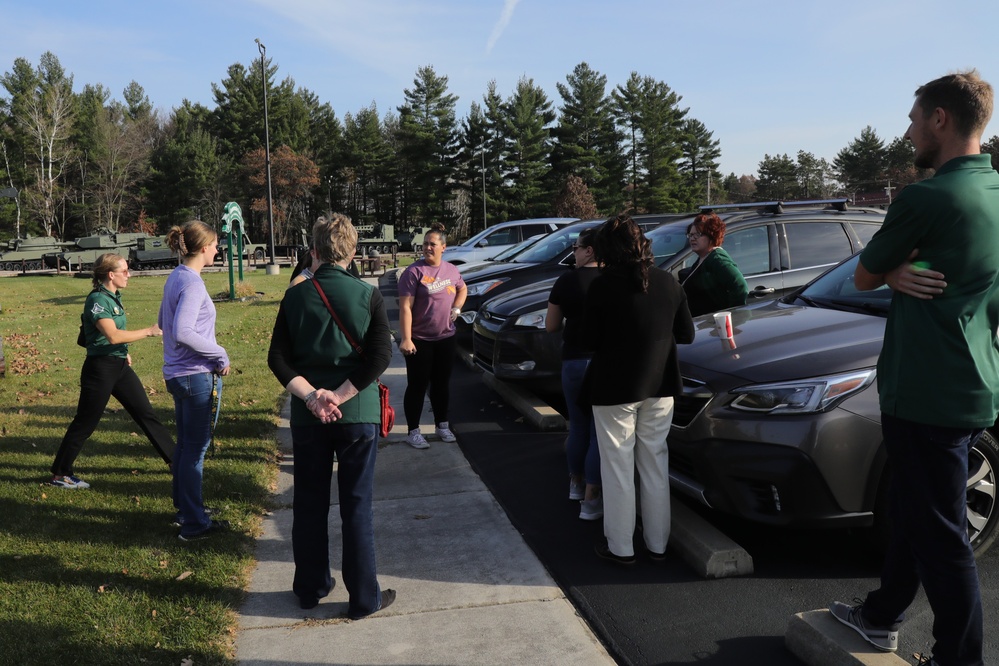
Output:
[486, 0, 521, 54]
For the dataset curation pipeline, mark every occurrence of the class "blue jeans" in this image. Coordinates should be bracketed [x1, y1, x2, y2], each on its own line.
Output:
[864, 413, 984, 666]
[166, 373, 215, 536]
[562, 358, 600, 486]
[291, 422, 383, 619]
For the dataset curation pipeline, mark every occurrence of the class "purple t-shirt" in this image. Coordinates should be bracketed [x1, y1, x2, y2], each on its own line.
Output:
[398, 259, 465, 341]
[159, 265, 229, 380]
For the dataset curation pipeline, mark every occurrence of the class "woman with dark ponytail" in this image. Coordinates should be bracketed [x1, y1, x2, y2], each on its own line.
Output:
[583, 214, 694, 565]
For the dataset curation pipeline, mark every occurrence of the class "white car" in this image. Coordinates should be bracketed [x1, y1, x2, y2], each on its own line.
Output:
[443, 218, 577, 265]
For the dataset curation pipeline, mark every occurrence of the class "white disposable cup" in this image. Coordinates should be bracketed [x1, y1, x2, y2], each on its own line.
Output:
[713, 311, 733, 338]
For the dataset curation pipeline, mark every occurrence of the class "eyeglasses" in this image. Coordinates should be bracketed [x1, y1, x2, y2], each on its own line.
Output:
[114, 267, 131, 275]
[571, 244, 588, 251]
[686, 232, 704, 241]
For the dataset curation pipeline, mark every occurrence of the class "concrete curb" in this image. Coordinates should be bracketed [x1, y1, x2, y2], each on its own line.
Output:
[786, 610, 911, 665]
[670, 500, 754, 578]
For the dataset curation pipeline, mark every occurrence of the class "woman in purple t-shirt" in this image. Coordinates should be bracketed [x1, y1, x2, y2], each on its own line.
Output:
[397, 223, 467, 450]
[160, 220, 231, 541]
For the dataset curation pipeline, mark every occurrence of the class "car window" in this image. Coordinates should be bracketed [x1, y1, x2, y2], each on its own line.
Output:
[648, 225, 691, 264]
[513, 225, 589, 263]
[784, 222, 854, 269]
[520, 224, 552, 238]
[723, 226, 771, 276]
[481, 227, 519, 246]
[798, 253, 892, 304]
[851, 222, 880, 248]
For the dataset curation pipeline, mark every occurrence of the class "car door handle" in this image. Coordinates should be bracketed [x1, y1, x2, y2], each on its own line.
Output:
[749, 286, 776, 297]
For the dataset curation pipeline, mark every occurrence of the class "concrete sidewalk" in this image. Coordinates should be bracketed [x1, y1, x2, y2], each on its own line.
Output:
[235, 275, 613, 665]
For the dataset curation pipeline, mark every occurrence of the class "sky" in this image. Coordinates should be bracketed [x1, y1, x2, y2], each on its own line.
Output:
[4, 0, 999, 178]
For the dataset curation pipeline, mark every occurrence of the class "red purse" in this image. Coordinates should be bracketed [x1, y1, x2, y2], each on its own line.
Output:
[311, 279, 395, 437]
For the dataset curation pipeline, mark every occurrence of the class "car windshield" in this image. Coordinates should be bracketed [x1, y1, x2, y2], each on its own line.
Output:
[490, 234, 545, 261]
[790, 253, 893, 315]
[511, 224, 594, 263]
[646, 221, 695, 264]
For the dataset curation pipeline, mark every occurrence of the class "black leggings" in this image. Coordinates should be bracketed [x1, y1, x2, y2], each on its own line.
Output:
[51, 355, 176, 476]
[403, 336, 457, 431]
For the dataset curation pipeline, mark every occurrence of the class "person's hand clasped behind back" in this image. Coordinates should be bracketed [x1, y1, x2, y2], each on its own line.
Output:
[884, 249, 947, 299]
[305, 389, 344, 424]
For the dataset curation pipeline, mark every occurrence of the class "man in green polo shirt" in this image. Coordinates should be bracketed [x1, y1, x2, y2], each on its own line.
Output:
[830, 71, 999, 666]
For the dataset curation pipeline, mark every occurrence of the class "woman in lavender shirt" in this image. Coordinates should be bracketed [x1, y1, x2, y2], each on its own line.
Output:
[160, 221, 231, 541]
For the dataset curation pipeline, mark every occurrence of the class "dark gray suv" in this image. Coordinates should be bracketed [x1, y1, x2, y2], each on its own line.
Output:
[670, 252, 998, 555]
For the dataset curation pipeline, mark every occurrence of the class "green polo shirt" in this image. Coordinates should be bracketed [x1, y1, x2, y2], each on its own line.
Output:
[82, 286, 129, 358]
[859, 153, 999, 428]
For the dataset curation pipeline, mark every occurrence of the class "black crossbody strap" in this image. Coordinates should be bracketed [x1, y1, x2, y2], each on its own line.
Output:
[311, 278, 364, 356]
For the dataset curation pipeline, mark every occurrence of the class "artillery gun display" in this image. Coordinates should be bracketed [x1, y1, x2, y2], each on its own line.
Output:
[0, 235, 75, 271]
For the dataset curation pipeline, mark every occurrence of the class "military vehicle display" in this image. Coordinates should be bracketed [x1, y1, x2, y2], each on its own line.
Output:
[129, 236, 178, 270]
[43, 231, 149, 271]
[356, 223, 398, 255]
[216, 232, 267, 264]
[395, 226, 427, 252]
[0, 235, 75, 271]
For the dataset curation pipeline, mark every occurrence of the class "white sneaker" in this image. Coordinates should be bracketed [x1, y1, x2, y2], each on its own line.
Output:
[435, 422, 457, 443]
[406, 429, 430, 449]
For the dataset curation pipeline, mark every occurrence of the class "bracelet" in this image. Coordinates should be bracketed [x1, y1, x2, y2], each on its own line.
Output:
[303, 390, 318, 403]
[451, 307, 461, 314]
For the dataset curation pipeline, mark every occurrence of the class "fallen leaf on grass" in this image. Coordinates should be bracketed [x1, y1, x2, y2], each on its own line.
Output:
[176, 571, 193, 581]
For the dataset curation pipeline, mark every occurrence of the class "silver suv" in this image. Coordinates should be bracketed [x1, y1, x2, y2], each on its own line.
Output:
[442, 218, 577, 265]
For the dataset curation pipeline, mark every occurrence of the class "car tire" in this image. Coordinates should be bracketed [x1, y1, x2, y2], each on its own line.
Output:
[873, 429, 999, 558]
[254, 248, 265, 261]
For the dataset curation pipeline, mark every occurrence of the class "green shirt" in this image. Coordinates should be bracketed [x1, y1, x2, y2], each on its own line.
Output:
[859, 154, 999, 428]
[82, 286, 129, 358]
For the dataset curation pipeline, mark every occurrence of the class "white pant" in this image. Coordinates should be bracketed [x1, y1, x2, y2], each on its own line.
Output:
[593, 397, 674, 557]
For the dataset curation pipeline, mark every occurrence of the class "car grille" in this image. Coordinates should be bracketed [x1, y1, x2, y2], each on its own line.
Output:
[472, 331, 495, 373]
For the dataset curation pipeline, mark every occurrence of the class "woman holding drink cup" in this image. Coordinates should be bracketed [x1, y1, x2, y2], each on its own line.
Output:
[678, 212, 748, 317]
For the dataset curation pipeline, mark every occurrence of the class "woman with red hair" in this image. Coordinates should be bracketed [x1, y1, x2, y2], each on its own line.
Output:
[678, 213, 748, 316]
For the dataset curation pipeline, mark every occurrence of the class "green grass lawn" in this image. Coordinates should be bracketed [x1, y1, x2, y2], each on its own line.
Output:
[0, 269, 296, 665]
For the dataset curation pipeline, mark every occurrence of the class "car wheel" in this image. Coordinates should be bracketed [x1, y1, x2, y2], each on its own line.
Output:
[873, 429, 999, 557]
[254, 248, 265, 261]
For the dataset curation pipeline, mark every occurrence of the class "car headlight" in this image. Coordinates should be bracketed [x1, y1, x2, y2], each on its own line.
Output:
[729, 369, 876, 415]
[466, 278, 509, 296]
[513, 309, 547, 329]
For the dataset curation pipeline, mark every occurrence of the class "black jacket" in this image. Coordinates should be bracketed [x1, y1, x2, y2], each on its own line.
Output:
[582, 266, 694, 406]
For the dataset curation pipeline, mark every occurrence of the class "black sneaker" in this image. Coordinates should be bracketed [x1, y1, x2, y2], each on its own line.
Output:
[348, 588, 396, 620]
[829, 600, 899, 652]
[178, 519, 231, 542]
[594, 543, 636, 566]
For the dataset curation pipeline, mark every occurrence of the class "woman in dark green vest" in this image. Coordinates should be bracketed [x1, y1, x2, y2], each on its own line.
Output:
[268, 213, 395, 619]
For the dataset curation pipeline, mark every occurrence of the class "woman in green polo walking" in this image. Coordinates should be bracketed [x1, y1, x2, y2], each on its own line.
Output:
[49, 253, 175, 489]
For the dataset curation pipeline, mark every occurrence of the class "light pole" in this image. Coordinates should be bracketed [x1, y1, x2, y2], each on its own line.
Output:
[479, 143, 487, 231]
[326, 175, 333, 211]
[255, 38, 278, 273]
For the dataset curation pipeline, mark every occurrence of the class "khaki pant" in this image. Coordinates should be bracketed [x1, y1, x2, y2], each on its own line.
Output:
[593, 397, 674, 557]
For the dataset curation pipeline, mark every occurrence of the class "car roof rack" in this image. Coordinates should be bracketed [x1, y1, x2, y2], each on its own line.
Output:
[699, 198, 849, 215]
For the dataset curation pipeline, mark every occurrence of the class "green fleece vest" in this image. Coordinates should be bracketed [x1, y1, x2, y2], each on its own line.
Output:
[281, 265, 381, 426]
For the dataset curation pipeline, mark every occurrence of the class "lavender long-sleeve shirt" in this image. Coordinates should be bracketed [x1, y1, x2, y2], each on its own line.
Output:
[159, 264, 229, 380]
